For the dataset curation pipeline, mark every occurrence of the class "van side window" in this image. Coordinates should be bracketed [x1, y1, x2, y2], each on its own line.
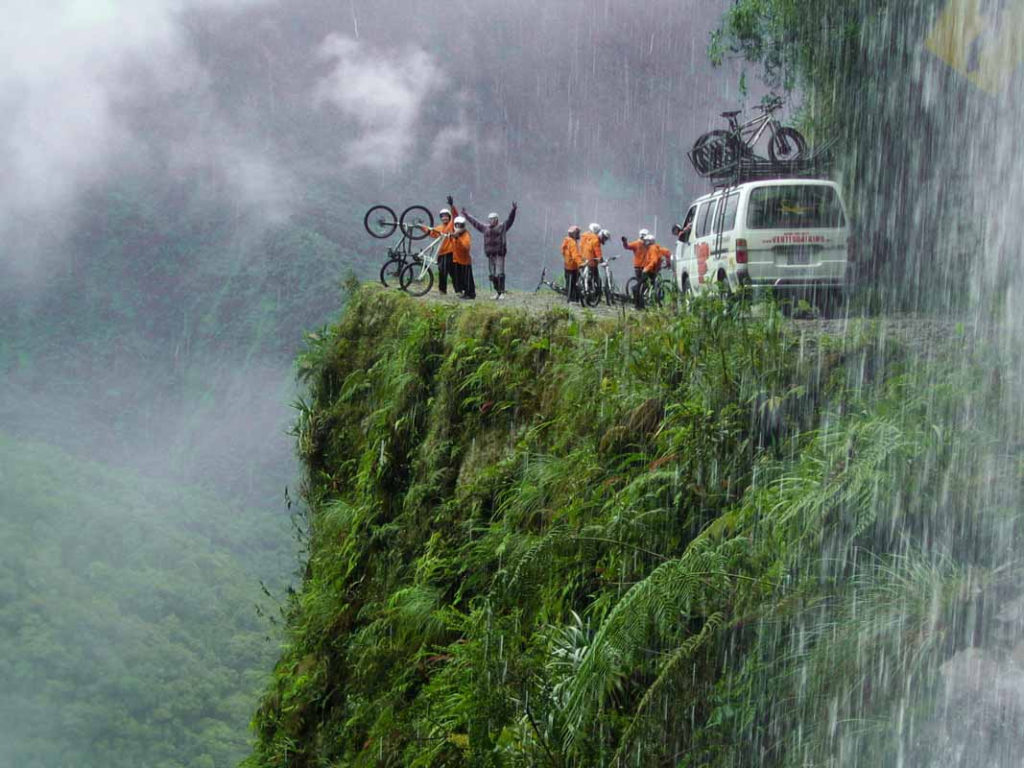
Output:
[721, 193, 740, 232]
[680, 206, 697, 242]
[711, 193, 739, 235]
[692, 202, 709, 239]
[695, 199, 718, 239]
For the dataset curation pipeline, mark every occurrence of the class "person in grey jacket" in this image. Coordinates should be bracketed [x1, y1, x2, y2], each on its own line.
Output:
[462, 202, 517, 299]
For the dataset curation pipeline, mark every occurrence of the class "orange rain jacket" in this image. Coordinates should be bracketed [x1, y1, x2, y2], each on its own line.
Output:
[643, 243, 672, 274]
[561, 236, 582, 270]
[624, 239, 647, 269]
[580, 231, 602, 267]
[450, 229, 473, 265]
[424, 204, 459, 255]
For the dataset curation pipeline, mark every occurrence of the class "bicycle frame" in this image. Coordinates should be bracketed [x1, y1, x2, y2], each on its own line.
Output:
[729, 108, 777, 150]
[409, 235, 446, 280]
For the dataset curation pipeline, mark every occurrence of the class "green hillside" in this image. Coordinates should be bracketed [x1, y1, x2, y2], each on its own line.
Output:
[244, 288, 1017, 766]
[0, 434, 291, 768]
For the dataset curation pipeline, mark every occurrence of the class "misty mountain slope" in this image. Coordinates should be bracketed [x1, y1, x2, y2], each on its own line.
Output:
[0, 432, 291, 768]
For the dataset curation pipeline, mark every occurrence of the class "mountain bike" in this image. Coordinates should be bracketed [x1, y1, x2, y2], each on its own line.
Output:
[625, 268, 676, 309]
[535, 266, 567, 297]
[366, 204, 436, 287]
[598, 256, 629, 306]
[364, 204, 434, 241]
[692, 94, 806, 168]
[398, 232, 449, 297]
[624, 274, 664, 308]
[377, 235, 419, 288]
[578, 263, 602, 307]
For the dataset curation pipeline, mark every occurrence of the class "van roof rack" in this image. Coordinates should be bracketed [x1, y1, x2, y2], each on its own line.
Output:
[687, 137, 837, 187]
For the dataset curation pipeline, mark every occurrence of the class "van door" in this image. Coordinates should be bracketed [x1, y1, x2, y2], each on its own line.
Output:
[712, 192, 740, 287]
[693, 197, 720, 288]
[742, 183, 849, 291]
[675, 204, 698, 292]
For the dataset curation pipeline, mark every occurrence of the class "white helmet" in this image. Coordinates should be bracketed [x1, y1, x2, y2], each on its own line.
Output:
[599, 229, 610, 241]
[439, 208, 452, 219]
[453, 216, 467, 230]
[642, 233, 655, 243]
[487, 212, 500, 222]
[588, 222, 601, 234]
[568, 225, 581, 236]
[638, 228, 650, 239]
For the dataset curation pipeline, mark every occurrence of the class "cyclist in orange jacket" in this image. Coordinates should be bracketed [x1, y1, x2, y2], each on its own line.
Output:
[450, 216, 475, 300]
[561, 225, 583, 303]
[622, 228, 651, 308]
[421, 195, 458, 294]
[579, 222, 603, 296]
[641, 234, 672, 307]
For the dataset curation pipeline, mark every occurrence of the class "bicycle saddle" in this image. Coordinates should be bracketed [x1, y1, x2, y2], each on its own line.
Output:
[720, 110, 741, 118]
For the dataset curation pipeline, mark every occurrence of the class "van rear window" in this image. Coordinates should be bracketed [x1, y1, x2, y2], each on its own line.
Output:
[746, 185, 845, 230]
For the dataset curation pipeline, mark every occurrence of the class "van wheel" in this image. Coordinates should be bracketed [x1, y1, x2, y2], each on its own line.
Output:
[716, 273, 731, 299]
[679, 276, 692, 310]
[818, 288, 845, 318]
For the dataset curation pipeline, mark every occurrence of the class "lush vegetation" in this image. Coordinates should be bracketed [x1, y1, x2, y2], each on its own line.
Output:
[244, 287, 1019, 766]
[0, 433, 293, 768]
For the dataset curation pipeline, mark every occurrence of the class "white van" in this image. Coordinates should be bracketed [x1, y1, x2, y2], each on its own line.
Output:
[673, 179, 851, 305]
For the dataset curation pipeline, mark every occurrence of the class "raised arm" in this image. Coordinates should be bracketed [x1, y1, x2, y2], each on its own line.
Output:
[462, 209, 486, 233]
[504, 202, 517, 230]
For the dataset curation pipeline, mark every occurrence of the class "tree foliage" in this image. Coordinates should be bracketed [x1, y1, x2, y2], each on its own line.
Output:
[0, 433, 290, 768]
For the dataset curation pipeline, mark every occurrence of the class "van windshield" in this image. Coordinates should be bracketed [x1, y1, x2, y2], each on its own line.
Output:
[746, 185, 845, 230]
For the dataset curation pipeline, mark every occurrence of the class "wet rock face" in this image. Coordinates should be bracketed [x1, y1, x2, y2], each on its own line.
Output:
[925, 645, 1024, 766]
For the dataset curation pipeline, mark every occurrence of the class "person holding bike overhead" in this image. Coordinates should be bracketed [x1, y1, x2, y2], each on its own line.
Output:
[462, 203, 517, 300]
[450, 216, 476, 300]
[561, 225, 583, 304]
[420, 195, 459, 294]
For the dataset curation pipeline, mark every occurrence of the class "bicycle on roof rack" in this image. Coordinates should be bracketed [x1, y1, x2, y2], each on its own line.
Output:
[691, 94, 807, 173]
[364, 204, 436, 288]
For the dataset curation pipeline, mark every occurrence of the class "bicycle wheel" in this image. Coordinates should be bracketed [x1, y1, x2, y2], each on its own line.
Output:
[399, 261, 434, 296]
[692, 130, 740, 173]
[400, 205, 433, 241]
[624, 277, 640, 305]
[364, 205, 397, 239]
[650, 279, 666, 307]
[768, 127, 806, 163]
[379, 256, 405, 288]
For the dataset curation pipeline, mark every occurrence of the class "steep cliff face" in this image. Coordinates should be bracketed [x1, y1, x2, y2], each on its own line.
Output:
[245, 287, 1014, 767]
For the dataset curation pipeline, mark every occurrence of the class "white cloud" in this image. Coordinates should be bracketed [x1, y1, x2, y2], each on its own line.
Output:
[312, 34, 441, 172]
[0, 0, 285, 277]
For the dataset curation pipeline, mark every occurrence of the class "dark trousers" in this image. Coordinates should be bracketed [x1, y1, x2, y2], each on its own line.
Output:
[457, 263, 476, 299]
[565, 268, 580, 302]
[450, 256, 464, 294]
[487, 254, 506, 294]
[438, 253, 454, 294]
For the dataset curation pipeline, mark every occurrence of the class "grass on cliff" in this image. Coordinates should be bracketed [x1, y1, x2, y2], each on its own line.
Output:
[245, 285, 1021, 767]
